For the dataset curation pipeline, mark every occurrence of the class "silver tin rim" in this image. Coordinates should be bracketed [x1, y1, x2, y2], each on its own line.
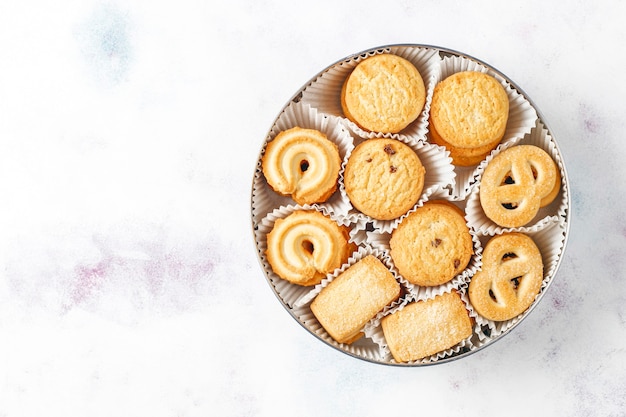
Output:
[250, 44, 572, 367]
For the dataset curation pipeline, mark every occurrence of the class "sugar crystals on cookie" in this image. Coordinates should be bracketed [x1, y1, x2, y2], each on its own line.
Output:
[430, 71, 509, 166]
[311, 255, 401, 344]
[381, 291, 473, 362]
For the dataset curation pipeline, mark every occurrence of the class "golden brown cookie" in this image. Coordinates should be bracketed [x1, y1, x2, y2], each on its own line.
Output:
[311, 255, 401, 344]
[381, 291, 473, 362]
[389, 201, 473, 286]
[265, 210, 355, 286]
[262, 126, 341, 205]
[341, 54, 426, 133]
[540, 162, 561, 207]
[468, 233, 543, 321]
[430, 71, 509, 166]
[344, 139, 425, 220]
[430, 122, 501, 166]
[479, 145, 559, 228]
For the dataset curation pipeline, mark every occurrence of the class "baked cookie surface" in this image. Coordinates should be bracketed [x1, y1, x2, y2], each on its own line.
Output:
[430, 71, 509, 166]
[311, 255, 401, 344]
[262, 126, 341, 205]
[344, 138, 425, 221]
[341, 54, 426, 133]
[265, 210, 355, 286]
[381, 291, 473, 362]
[479, 145, 559, 228]
[390, 201, 473, 286]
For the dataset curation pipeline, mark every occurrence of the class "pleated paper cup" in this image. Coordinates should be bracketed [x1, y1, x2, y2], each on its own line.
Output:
[366, 188, 483, 302]
[251, 101, 355, 226]
[365, 288, 477, 365]
[293, 246, 411, 363]
[301, 46, 442, 141]
[466, 221, 567, 338]
[338, 137, 456, 234]
[429, 55, 539, 200]
[255, 205, 359, 308]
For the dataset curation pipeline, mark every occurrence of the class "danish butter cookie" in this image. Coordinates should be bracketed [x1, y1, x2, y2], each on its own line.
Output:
[262, 127, 341, 205]
[430, 123, 501, 166]
[344, 139, 425, 221]
[341, 54, 426, 133]
[266, 210, 355, 286]
[430, 71, 509, 166]
[479, 145, 559, 228]
[468, 233, 543, 321]
[311, 255, 401, 344]
[381, 291, 473, 362]
[390, 201, 473, 286]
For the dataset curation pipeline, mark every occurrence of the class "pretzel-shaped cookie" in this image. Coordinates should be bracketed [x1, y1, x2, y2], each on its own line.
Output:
[479, 145, 559, 228]
[468, 233, 543, 321]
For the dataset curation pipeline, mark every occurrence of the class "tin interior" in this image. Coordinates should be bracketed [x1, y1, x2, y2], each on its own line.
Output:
[250, 44, 571, 366]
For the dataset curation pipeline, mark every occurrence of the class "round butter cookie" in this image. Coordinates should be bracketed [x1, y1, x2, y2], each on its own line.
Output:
[390, 201, 473, 286]
[341, 54, 426, 133]
[430, 122, 501, 167]
[262, 127, 341, 205]
[266, 210, 355, 286]
[430, 71, 509, 166]
[344, 139, 425, 221]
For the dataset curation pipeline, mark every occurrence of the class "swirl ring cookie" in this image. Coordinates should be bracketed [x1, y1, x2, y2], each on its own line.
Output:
[341, 54, 426, 133]
[430, 71, 509, 166]
[390, 201, 473, 286]
[262, 127, 341, 205]
[265, 210, 355, 286]
[344, 139, 425, 220]
[311, 255, 401, 345]
[480, 145, 559, 228]
[468, 233, 543, 321]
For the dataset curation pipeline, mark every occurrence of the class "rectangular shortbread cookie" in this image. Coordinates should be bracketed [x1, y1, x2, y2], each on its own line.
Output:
[311, 255, 401, 344]
[381, 291, 472, 362]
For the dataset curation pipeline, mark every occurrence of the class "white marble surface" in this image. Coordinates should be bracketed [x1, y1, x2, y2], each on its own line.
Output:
[0, 0, 624, 415]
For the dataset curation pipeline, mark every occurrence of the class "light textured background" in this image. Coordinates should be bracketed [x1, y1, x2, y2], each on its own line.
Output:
[0, 0, 624, 416]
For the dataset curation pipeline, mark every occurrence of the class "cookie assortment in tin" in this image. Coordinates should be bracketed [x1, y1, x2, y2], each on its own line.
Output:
[251, 44, 570, 366]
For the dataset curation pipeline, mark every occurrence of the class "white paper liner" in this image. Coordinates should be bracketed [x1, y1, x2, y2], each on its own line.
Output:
[255, 205, 359, 308]
[429, 55, 538, 200]
[338, 137, 456, 234]
[346, 212, 375, 247]
[365, 288, 477, 364]
[295, 305, 383, 362]
[300, 46, 442, 141]
[292, 246, 411, 362]
[465, 119, 569, 235]
[365, 189, 484, 302]
[251, 101, 355, 226]
[466, 221, 566, 338]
